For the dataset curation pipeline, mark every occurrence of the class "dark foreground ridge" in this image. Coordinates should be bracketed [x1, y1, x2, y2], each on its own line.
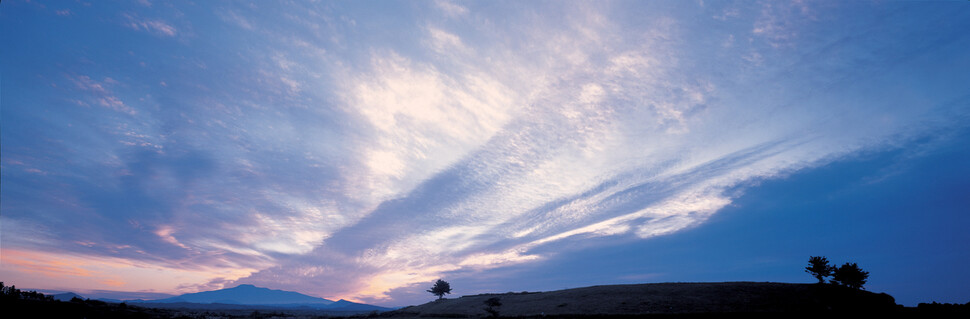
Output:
[4, 281, 969, 318]
[384, 282, 910, 318]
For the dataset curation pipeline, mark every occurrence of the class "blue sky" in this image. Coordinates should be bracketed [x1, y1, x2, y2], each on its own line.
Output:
[1, 0, 968, 307]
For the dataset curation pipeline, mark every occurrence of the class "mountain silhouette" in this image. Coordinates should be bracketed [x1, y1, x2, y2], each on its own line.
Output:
[51, 292, 84, 301]
[146, 284, 334, 305]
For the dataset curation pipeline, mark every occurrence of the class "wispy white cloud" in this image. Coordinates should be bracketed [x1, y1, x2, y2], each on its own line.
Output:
[238, 3, 726, 302]
[434, 0, 469, 18]
[71, 75, 137, 115]
[751, 0, 817, 48]
[337, 49, 518, 204]
[234, 1, 969, 304]
[219, 9, 255, 30]
[123, 13, 177, 37]
[713, 7, 740, 21]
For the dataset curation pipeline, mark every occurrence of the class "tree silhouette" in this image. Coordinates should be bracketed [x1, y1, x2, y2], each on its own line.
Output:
[427, 279, 452, 300]
[805, 256, 834, 284]
[832, 262, 869, 289]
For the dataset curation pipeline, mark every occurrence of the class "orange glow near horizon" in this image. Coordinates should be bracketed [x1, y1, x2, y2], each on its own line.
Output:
[0, 247, 401, 302]
[0, 248, 258, 294]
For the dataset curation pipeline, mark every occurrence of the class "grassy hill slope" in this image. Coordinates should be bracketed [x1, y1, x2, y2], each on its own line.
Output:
[386, 282, 897, 317]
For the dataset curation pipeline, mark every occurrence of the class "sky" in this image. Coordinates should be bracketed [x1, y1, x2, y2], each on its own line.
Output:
[1, 0, 968, 308]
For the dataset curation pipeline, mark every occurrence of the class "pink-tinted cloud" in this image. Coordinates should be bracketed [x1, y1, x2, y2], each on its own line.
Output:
[1, 249, 97, 278]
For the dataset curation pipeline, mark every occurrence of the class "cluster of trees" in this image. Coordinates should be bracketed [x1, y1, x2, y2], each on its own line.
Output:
[1, 281, 175, 319]
[0, 282, 54, 302]
[805, 256, 870, 289]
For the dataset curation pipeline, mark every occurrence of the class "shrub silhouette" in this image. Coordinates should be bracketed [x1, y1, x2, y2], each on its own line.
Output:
[483, 297, 502, 317]
[427, 279, 452, 300]
[805, 256, 833, 284]
[832, 262, 869, 289]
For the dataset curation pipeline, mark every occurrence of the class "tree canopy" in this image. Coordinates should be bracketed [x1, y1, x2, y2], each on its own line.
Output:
[832, 262, 870, 290]
[805, 256, 833, 284]
[427, 279, 452, 300]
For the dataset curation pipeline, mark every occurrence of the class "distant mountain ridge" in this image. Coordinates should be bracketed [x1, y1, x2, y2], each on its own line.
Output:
[131, 284, 393, 312]
[37, 284, 393, 312]
[31, 288, 175, 301]
[51, 292, 83, 301]
[130, 299, 391, 312]
[144, 284, 334, 305]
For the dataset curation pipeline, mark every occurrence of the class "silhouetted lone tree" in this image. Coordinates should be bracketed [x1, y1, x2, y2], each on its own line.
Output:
[805, 256, 834, 284]
[832, 262, 869, 289]
[427, 279, 452, 300]
[483, 297, 502, 317]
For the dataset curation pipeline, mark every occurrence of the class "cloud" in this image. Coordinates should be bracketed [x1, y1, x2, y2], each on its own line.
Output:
[713, 7, 740, 21]
[70, 75, 137, 115]
[235, 3, 720, 302]
[428, 27, 467, 54]
[154, 225, 190, 250]
[234, 2, 969, 304]
[435, 0, 469, 18]
[751, 0, 818, 48]
[123, 13, 177, 37]
[338, 50, 518, 204]
[219, 10, 255, 30]
[1, 249, 97, 278]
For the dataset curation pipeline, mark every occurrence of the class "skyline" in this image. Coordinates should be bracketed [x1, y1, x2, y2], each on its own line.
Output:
[2, 0, 969, 307]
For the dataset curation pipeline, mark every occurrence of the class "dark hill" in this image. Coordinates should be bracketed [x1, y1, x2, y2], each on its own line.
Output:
[386, 282, 897, 317]
[327, 299, 395, 312]
[51, 292, 84, 301]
